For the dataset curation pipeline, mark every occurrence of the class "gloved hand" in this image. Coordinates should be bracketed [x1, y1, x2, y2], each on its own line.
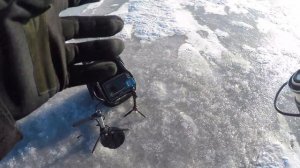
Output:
[0, 0, 125, 159]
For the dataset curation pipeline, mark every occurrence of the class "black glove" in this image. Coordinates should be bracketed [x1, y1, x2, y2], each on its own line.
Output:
[0, 0, 125, 159]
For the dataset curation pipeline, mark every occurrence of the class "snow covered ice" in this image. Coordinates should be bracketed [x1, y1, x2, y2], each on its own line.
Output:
[2, 0, 300, 167]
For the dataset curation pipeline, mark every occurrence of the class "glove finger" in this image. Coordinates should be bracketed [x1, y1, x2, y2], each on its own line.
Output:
[68, 61, 117, 87]
[65, 39, 124, 64]
[14, 0, 51, 22]
[16, 0, 52, 10]
[61, 16, 124, 40]
[68, 0, 99, 7]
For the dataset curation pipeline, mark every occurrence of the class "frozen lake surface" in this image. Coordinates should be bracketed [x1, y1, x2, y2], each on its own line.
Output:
[2, 0, 300, 167]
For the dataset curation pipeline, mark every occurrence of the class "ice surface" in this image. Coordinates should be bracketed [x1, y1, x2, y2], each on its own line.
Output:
[1, 0, 300, 167]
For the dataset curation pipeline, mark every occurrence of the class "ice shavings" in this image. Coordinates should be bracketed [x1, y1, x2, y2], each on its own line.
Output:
[255, 131, 300, 168]
[256, 143, 290, 168]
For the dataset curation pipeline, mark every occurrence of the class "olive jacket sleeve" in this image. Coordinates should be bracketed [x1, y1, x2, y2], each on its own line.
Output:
[0, 0, 65, 160]
[0, 0, 124, 160]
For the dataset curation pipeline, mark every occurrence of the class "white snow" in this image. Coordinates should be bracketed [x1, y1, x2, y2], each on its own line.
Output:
[111, 4, 120, 7]
[110, 0, 252, 74]
[2, 0, 300, 167]
[199, 1, 227, 16]
[178, 43, 212, 77]
[255, 116, 300, 168]
[242, 45, 256, 52]
[215, 29, 229, 38]
[82, 2, 104, 14]
[60, 1, 104, 16]
[231, 21, 254, 29]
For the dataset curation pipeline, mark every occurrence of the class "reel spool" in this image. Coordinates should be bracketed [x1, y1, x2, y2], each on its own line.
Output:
[72, 110, 129, 152]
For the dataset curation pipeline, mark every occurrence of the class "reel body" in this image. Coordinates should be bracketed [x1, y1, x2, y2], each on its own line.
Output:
[73, 58, 145, 152]
[87, 73, 136, 107]
[73, 110, 128, 153]
[87, 57, 136, 107]
[274, 70, 300, 117]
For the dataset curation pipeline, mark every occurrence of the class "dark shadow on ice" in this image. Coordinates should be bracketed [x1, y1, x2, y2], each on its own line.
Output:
[2, 88, 111, 161]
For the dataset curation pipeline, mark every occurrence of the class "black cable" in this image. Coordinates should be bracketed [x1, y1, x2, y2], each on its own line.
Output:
[274, 81, 300, 117]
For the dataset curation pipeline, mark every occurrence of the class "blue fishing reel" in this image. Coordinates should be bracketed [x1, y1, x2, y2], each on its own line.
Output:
[102, 73, 136, 103]
[87, 73, 136, 106]
[87, 58, 137, 107]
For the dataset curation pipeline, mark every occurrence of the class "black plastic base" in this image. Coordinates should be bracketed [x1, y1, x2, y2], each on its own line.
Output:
[100, 127, 126, 149]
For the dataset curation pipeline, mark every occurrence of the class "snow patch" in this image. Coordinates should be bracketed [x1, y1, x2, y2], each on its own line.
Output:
[202, 2, 227, 15]
[254, 115, 300, 168]
[115, 24, 133, 40]
[111, 4, 120, 7]
[179, 112, 198, 134]
[256, 18, 276, 34]
[222, 52, 252, 73]
[227, 2, 249, 14]
[256, 17, 300, 56]
[256, 134, 300, 168]
[60, 1, 104, 16]
[194, 0, 227, 15]
[111, 0, 224, 43]
[109, 2, 128, 16]
[231, 21, 254, 29]
[82, 1, 104, 14]
[185, 30, 227, 59]
[215, 28, 229, 38]
[148, 81, 168, 101]
[179, 112, 199, 144]
[178, 43, 212, 76]
[110, 0, 234, 66]
[242, 45, 256, 52]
